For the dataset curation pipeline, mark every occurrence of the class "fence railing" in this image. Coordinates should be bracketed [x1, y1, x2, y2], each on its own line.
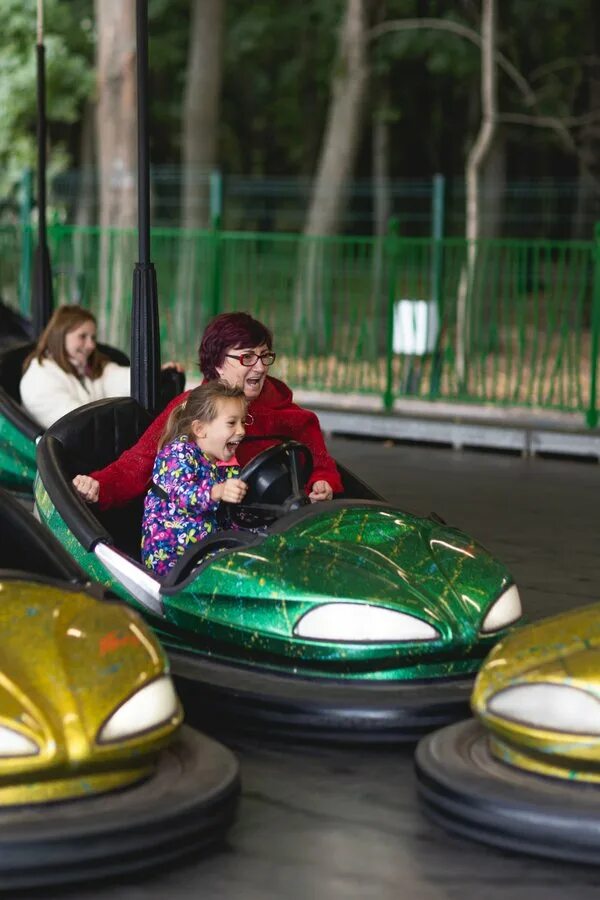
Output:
[1, 223, 598, 427]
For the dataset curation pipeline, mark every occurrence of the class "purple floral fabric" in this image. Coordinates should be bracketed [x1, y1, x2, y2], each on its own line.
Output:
[141, 438, 239, 576]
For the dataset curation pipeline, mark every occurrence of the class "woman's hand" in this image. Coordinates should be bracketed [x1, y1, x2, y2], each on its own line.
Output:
[161, 361, 185, 373]
[308, 480, 333, 502]
[212, 479, 248, 504]
[73, 474, 100, 503]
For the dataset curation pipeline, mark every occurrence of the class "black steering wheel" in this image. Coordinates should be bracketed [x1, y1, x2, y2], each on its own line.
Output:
[222, 440, 313, 528]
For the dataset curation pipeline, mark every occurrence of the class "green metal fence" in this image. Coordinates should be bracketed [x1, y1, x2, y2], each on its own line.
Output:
[2, 223, 598, 426]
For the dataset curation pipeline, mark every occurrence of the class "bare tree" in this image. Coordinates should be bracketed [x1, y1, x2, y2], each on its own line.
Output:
[455, 0, 497, 382]
[368, 5, 600, 381]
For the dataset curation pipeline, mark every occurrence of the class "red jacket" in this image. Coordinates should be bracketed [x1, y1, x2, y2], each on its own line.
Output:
[92, 376, 343, 510]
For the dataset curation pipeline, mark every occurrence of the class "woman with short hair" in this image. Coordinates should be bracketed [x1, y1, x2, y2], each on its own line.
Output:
[73, 311, 343, 506]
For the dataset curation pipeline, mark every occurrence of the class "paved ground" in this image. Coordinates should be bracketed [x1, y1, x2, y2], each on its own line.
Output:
[31, 439, 600, 900]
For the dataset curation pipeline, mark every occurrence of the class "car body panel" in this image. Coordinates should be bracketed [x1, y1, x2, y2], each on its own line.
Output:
[0, 576, 181, 804]
[0, 416, 36, 494]
[472, 603, 600, 782]
[36, 479, 517, 681]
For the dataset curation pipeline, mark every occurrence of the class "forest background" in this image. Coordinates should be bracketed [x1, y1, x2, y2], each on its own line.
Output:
[1, 0, 599, 422]
[1, 0, 599, 241]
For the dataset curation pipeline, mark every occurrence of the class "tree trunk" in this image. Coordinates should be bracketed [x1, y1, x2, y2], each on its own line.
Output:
[479, 128, 505, 239]
[174, 0, 226, 362]
[94, 0, 137, 346]
[303, 0, 369, 237]
[75, 101, 96, 230]
[181, 0, 225, 231]
[456, 0, 497, 385]
[73, 100, 96, 307]
[295, 0, 369, 347]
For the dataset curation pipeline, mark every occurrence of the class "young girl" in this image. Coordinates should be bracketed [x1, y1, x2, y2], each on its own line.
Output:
[141, 381, 249, 575]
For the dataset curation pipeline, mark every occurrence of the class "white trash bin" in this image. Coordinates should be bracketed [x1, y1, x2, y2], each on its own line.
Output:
[392, 299, 439, 355]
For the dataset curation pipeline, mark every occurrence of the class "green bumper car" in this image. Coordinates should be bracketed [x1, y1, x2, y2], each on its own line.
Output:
[35, 397, 522, 742]
[0, 342, 41, 495]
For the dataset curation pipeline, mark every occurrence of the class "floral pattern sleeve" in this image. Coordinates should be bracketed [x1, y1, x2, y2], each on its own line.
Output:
[141, 439, 240, 576]
[154, 444, 219, 513]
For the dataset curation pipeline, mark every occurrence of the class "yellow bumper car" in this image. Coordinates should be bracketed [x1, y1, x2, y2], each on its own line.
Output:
[415, 604, 600, 863]
[0, 487, 239, 888]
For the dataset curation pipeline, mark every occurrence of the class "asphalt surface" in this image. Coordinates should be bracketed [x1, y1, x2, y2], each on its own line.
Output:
[25, 439, 600, 900]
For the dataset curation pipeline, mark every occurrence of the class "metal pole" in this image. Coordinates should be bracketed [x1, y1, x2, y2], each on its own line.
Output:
[131, 0, 160, 412]
[32, 0, 54, 334]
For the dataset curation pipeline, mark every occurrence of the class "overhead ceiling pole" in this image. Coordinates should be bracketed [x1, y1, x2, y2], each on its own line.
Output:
[32, 0, 54, 334]
[131, 0, 160, 412]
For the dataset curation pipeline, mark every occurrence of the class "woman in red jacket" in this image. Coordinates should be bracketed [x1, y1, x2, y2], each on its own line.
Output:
[73, 311, 343, 508]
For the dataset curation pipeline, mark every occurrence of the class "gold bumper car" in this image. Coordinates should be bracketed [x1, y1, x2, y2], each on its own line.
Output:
[415, 604, 600, 863]
[0, 487, 239, 888]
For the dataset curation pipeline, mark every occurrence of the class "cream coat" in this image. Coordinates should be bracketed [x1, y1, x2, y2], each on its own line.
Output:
[20, 357, 131, 429]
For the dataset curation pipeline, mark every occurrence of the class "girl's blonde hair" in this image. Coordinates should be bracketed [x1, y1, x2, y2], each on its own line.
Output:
[23, 305, 109, 378]
[158, 380, 247, 451]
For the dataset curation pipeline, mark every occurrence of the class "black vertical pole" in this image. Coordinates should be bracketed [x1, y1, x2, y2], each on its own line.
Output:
[131, 0, 160, 412]
[32, 1, 54, 335]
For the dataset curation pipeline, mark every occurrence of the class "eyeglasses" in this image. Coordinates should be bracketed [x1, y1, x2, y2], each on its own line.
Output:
[225, 351, 277, 367]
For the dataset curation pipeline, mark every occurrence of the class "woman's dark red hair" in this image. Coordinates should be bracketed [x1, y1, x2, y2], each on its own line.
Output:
[199, 312, 273, 378]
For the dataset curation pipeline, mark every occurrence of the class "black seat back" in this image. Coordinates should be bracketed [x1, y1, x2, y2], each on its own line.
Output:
[37, 398, 153, 556]
[0, 485, 88, 583]
[158, 367, 185, 411]
[0, 342, 34, 402]
[0, 303, 33, 352]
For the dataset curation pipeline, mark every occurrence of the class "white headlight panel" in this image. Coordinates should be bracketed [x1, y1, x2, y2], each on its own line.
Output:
[488, 683, 600, 735]
[481, 584, 522, 633]
[294, 603, 439, 642]
[98, 676, 179, 743]
[0, 725, 38, 757]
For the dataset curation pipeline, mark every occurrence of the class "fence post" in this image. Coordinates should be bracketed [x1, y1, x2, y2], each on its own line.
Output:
[429, 174, 445, 398]
[209, 176, 222, 319]
[384, 217, 400, 411]
[586, 222, 600, 428]
[209, 169, 222, 229]
[18, 167, 33, 316]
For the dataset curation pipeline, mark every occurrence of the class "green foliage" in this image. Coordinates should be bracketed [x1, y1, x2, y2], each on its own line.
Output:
[0, 0, 93, 198]
[221, 0, 344, 174]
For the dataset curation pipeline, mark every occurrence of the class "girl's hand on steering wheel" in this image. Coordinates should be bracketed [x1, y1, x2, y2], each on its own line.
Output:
[213, 478, 248, 504]
[308, 480, 333, 502]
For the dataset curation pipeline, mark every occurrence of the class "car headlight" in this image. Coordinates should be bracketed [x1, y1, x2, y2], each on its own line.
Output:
[487, 683, 600, 735]
[294, 603, 440, 642]
[98, 676, 179, 744]
[481, 584, 521, 633]
[0, 726, 38, 757]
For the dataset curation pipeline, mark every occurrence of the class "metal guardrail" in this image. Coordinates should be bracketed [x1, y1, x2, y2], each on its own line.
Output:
[2, 223, 598, 427]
